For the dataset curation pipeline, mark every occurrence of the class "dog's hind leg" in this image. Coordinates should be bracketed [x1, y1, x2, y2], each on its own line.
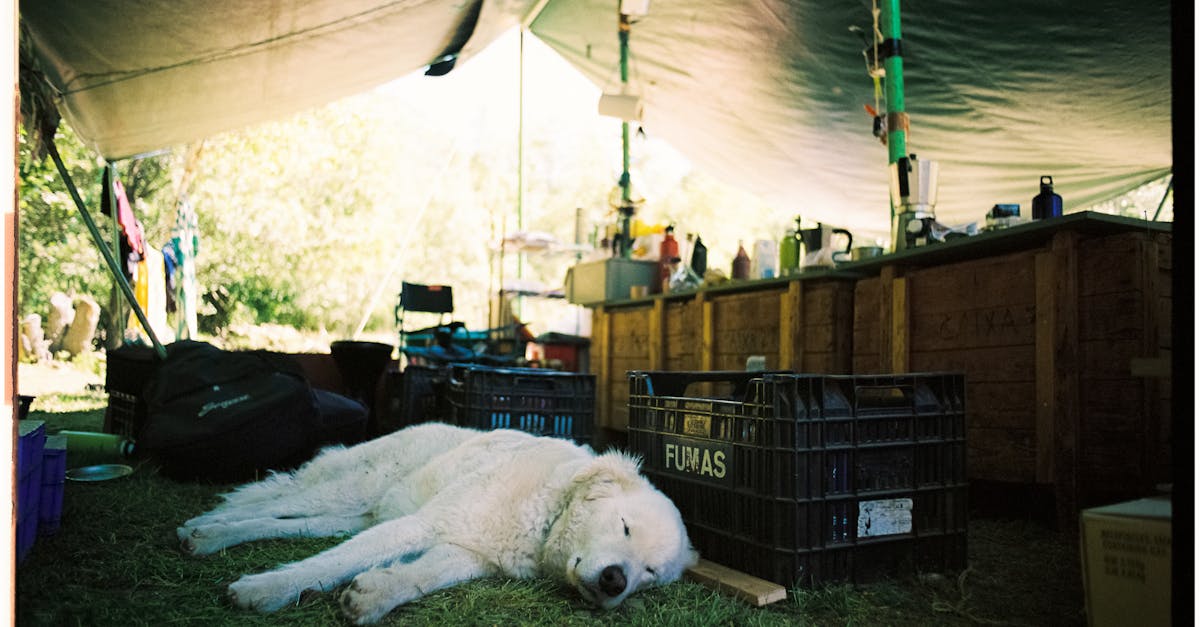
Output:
[180, 513, 374, 556]
[227, 515, 436, 613]
[182, 482, 371, 531]
[339, 543, 491, 625]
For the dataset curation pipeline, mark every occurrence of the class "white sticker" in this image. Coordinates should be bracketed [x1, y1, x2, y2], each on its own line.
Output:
[858, 498, 913, 537]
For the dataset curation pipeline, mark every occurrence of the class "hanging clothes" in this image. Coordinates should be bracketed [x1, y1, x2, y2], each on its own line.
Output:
[171, 197, 200, 340]
[100, 175, 146, 280]
[126, 246, 174, 345]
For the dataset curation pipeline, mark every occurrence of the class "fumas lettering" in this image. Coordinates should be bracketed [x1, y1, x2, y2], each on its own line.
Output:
[665, 442, 726, 478]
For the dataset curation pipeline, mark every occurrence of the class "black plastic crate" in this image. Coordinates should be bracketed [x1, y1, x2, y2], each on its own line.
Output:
[627, 370, 967, 587]
[386, 365, 452, 431]
[448, 364, 594, 445]
[104, 344, 162, 439]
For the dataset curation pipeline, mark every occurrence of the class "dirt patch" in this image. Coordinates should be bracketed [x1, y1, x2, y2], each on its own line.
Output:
[17, 361, 103, 398]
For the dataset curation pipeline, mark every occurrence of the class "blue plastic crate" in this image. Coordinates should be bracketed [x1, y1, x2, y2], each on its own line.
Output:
[448, 364, 594, 445]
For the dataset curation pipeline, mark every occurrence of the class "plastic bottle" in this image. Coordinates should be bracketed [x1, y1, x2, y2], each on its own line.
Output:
[1032, 175, 1063, 219]
[656, 225, 680, 293]
[690, 235, 707, 276]
[779, 229, 799, 276]
[731, 241, 751, 280]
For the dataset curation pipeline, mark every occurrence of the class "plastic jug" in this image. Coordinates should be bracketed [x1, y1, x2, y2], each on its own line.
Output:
[1032, 176, 1063, 219]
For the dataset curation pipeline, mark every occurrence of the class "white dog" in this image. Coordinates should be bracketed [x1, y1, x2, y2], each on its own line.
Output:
[177, 423, 697, 624]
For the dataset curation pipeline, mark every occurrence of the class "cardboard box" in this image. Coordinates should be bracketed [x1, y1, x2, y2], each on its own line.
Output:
[564, 258, 658, 305]
[1079, 496, 1172, 627]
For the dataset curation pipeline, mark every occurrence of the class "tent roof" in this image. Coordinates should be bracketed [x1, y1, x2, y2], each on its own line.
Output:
[21, 0, 1172, 235]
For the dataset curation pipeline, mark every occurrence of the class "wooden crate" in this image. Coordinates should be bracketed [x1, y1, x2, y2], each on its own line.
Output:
[591, 276, 856, 434]
[854, 224, 1172, 528]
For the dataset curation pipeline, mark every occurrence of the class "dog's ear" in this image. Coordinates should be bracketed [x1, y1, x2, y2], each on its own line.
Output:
[572, 452, 643, 500]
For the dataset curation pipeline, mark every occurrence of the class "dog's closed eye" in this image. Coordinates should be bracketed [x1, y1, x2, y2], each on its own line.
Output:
[622, 518, 630, 538]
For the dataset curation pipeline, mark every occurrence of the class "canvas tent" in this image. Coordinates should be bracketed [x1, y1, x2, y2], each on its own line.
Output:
[19, 0, 1172, 238]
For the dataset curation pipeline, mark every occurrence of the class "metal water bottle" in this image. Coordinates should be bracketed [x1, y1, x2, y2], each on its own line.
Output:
[58, 430, 135, 460]
[1032, 176, 1063, 219]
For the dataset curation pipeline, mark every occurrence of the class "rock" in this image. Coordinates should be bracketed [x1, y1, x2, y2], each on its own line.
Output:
[46, 292, 76, 351]
[20, 314, 50, 362]
[61, 295, 100, 357]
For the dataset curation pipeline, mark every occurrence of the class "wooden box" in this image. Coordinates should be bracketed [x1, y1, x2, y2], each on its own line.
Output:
[853, 218, 1172, 528]
[591, 276, 856, 435]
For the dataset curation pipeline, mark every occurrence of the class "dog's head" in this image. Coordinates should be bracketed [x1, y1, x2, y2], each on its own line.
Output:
[547, 451, 697, 610]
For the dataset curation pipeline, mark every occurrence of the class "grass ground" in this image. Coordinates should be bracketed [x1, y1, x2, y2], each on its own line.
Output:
[15, 367, 1087, 626]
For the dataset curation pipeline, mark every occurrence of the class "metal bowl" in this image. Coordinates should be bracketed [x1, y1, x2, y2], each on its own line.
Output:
[66, 464, 134, 482]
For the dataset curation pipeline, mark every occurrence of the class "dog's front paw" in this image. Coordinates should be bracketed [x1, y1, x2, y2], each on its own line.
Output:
[178, 524, 225, 556]
[340, 568, 411, 625]
[228, 571, 300, 613]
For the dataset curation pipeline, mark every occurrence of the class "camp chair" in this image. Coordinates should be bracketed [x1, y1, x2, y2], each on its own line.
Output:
[395, 282, 525, 367]
[395, 282, 459, 352]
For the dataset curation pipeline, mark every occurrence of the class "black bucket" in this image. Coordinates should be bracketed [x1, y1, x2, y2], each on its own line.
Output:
[18, 395, 35, 420]
[329, 341, 395, 408]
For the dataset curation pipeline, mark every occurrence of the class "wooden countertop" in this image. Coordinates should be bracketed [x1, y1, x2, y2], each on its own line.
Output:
[594, 212, 1171, 308]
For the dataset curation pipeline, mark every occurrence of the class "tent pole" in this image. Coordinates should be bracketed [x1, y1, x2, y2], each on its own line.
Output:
[1151, 175, 1173, 221]
[46, 142, 166, 359]
[617, 12, 634, 258]
[881, 0, 907, 165]
[515, 28, 525, 315]
[880, 0, 907, 230]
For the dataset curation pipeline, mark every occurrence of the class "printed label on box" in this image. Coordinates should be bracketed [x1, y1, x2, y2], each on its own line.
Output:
[683, 413, 711, 437]
[858, 498, 913, 537]
[662, 434, 730, 484]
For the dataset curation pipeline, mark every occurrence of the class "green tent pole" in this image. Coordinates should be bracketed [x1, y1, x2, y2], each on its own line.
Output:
[617, 12, 633, 258]
[46, 142, 166, 359]
[881, 0, 907, 165]
[880, 0, 908, 233]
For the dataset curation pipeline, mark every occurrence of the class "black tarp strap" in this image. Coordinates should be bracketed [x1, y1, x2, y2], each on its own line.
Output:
[45, 139, 167, 359]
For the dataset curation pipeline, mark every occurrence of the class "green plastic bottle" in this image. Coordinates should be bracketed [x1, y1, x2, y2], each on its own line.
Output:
[779, 229, 799, 275]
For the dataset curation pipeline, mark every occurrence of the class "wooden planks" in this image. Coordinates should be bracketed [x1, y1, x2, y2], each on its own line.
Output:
[590, 277, 856, 430]
[686, 559, 787, 607]
[588, 219, 1171, 530]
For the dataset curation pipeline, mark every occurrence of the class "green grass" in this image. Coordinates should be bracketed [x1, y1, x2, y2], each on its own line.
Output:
[16, 390, 1085, 626]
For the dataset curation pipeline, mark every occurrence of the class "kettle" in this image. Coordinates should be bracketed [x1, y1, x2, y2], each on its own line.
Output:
[798, 223, 853, 266]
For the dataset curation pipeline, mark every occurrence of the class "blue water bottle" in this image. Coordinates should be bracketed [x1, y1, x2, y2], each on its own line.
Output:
[1032, 176, 1063, 219]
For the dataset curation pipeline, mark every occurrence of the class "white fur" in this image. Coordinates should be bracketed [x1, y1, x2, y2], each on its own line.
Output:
[178, 423, 697, 624]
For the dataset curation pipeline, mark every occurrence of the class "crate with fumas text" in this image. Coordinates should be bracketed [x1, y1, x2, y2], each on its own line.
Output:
[627, 370, 967, 587]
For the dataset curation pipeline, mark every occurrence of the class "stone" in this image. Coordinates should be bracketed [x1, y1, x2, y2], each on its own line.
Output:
[46, 292, 76, 351]
[61, 295, 100, 357]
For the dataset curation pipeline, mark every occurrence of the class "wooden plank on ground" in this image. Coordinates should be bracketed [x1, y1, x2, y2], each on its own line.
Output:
[685, 559, 787, 607]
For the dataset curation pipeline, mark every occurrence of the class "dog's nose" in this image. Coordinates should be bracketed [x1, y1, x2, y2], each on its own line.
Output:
[598, 565, 627, 597]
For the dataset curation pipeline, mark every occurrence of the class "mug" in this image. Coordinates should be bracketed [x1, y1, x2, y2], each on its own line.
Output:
[851, 246, 885, 261]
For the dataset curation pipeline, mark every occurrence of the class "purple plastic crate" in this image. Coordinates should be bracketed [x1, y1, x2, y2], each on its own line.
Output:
[17, 505, 38, 564]
[18, 420, 46, 478]
[17, 464, 41, 563]
[39, 436, 67, 536]
[17, 421, 47, 563]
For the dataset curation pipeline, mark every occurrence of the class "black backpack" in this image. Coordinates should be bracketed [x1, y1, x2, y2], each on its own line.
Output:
[140, 340, 365, 481]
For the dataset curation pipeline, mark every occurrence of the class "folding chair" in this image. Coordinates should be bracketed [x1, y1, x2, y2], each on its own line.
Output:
[395, 282, 458, 353]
